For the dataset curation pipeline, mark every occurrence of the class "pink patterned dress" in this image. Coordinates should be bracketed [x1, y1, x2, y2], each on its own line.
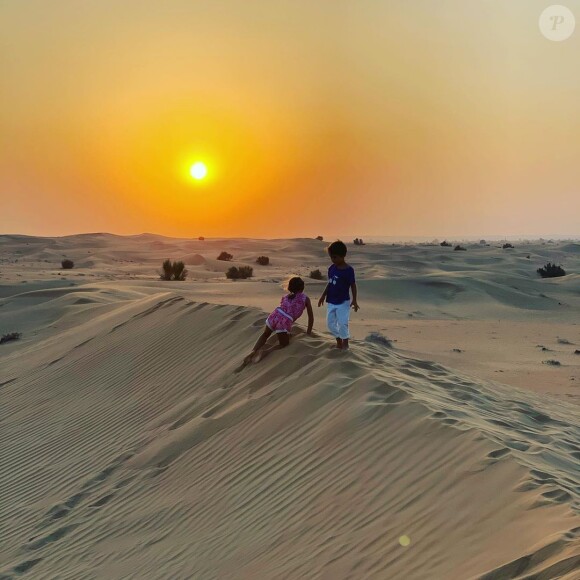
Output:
[266, 292, 308, 333]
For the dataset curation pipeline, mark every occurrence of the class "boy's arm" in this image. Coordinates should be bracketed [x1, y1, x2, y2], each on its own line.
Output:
[318, 283, 329, 307]
[351, 281, 359, 311]
[305, 296, 314, 334]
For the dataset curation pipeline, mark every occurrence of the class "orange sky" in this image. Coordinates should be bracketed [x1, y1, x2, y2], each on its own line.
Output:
[1, 0, 579, 238]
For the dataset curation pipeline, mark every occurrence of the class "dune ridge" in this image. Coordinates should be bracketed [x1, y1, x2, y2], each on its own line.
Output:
[1, 286, 579, 579]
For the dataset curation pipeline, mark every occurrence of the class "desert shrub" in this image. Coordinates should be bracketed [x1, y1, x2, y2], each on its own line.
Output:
[574, 350, 580, 355]
[479, 239, 486, 245]
[226, 266, 253, 280]
[1, 332, 21, 344]
[217, 251, 233, 261]
[61, 259, 74, 269]
[172, 261, 188, 281]
[309, 269, 324, 280]
[160, 258, 173, 280]
[315, 236, 323, 241]
[543, 359, 561, 366]
[440, 241, 451, 247]
[159, 259, 188, 281]
[503, 243, 514, 249]
[198, 236, 205, 241]
[537, 262, 566, 278]
[256, 256, 270, 266]
[454, 245, 466, 251]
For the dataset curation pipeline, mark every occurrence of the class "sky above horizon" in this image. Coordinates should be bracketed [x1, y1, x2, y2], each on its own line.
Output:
[1, 0, 579, 238]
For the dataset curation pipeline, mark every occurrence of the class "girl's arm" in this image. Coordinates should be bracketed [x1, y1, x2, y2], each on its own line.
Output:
[305, 296, 314, 334]
[317, 283, 329, 307]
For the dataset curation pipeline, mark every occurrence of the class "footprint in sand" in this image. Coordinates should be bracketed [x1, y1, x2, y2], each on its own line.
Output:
[27, 524, 78, 551]
[0, 557, 43, 579]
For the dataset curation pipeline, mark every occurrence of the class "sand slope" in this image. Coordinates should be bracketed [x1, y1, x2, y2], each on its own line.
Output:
[1, 285, 579, 579]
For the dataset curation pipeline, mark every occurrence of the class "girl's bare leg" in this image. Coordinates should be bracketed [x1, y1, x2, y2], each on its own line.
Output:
[243, 327, 273, 365]
[253, 327, 273, 351]
[253, 332, 290, 363]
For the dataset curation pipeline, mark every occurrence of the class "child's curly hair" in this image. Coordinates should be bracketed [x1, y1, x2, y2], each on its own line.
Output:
[287, 276, 305, 299]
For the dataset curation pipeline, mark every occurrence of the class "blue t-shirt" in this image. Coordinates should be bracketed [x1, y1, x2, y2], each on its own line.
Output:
[326, 264, 355, 305]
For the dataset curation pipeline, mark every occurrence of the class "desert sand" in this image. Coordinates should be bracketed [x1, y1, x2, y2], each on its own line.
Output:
[1, 233, 579, 579]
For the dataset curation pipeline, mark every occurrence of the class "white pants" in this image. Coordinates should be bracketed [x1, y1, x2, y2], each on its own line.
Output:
[327, 300, 351, 339]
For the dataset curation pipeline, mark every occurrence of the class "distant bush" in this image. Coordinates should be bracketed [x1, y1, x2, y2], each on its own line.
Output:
[309, 269, 324, 280]
[256, 256, 270, 266]
[543, 359, 561, 366]
[502, 243, 514, 249]
[217, 251, 233, 261]
[526, 255, 530, 259]
[440, 241, 451, 247]
[61, 259, 74, 269]
[1, 332, 22, 344]
[159, 259, 188, 281]
[479, 239, 486, 245]
[160, 258, 173, 280]
[454, 245, 466, 251]
[198, 236, 205, 241]
[226, 266, 253, 279]
[315, 236, 324, 241]
[172, 261, 187, 281]
[537, 262, 566, 278]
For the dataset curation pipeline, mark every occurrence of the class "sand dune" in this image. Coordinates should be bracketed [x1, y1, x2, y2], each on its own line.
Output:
[3, 233, 578, 397]
[1, 234, 579, 578]
[1, 282, 579, 578]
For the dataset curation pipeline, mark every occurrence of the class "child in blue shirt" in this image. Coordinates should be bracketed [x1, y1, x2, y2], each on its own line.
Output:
[317, 240, 359, 349]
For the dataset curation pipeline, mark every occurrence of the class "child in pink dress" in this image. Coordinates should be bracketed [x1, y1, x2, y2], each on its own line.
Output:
[243, 277, 314, 365]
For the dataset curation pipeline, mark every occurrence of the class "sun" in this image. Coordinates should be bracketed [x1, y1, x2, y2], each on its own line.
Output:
[189, 161, 207, 180]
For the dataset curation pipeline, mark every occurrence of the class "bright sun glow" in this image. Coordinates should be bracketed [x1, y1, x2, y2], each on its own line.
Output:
[190, 161, 207, 180]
